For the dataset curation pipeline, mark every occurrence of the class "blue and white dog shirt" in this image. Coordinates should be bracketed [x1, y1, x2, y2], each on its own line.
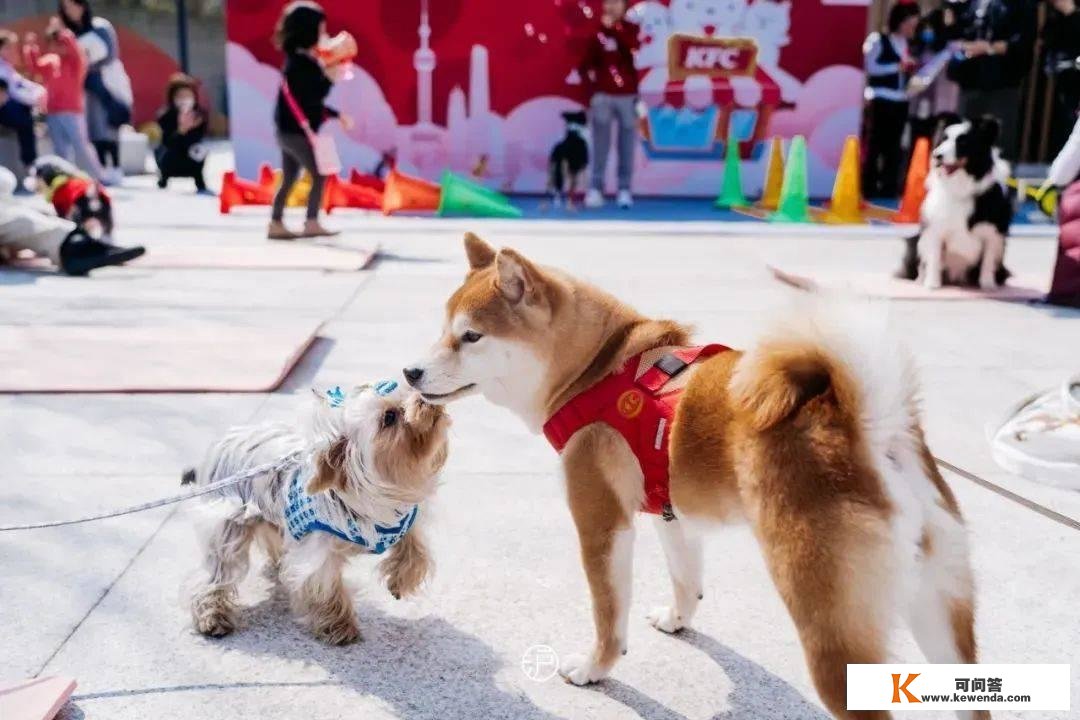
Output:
[281, 380, 418, 554]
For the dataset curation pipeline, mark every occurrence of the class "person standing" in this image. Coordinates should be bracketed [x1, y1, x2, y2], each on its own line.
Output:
[0, 29, 44, 172]
[579, 0, 640, 210]
[947, 0, 1038, 161]
[862, 1, 921, 199]
[58, 0, 133, 182]
[23, 18, 104, 181]
[155, 73, 209, 193]
[268, 1, 351, 240]
[1043, 0, 1080, 158]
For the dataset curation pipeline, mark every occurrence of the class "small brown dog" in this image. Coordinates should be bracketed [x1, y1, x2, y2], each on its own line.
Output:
[403, 234, 985, 720]
[187, 382, 449, 644]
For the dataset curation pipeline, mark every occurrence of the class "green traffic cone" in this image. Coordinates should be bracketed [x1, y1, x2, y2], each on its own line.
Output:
[769, 135, 812, 223]
[715, 133, 748, 209]
[437, 172, 522, 219]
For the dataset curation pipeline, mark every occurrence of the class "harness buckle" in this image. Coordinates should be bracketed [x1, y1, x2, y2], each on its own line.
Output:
[654, 353, 688, 378]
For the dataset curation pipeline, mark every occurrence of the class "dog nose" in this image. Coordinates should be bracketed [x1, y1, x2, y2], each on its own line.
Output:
[402, 367, 424, 385]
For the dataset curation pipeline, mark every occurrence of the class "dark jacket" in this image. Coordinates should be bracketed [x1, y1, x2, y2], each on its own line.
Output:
[1043, 9, 1080, 96]
[273, 52, 339, 135]
[948, 0, 1038, 90]
[157, 105, 206, 154]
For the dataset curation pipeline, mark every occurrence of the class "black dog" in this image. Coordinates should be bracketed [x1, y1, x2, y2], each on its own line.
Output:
[29, 155, 114, 240]
[546, 110, 589, 209]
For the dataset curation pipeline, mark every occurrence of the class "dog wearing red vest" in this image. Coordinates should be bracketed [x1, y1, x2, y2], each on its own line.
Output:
[404, 234, 984, 720]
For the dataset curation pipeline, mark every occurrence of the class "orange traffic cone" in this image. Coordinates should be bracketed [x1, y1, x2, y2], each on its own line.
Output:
[219, 170, 274, 214]
[821, 135, 864, 224]
[324, 174, 383, 214]
[893, 137, 931, 223]
[349, 168, 386, 193]
[759, 137, 785, 210]
[381, 169, 441, 215]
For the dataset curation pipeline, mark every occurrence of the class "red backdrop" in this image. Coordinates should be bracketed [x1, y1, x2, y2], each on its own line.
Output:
[227, 0, 866, 128]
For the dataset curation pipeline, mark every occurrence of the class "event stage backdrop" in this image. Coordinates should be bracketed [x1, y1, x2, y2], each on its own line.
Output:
[226, 0, 871, 197]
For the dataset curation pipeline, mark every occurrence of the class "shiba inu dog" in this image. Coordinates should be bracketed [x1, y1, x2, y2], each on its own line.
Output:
[404, 234, 986, 720]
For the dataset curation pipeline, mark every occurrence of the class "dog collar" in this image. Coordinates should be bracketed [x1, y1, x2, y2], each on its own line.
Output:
[283, 469, 418, 554]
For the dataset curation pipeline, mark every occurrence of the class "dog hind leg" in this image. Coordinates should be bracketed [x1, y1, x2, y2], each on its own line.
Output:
[281, 535, 359, 645]
[647, 515, 703, 633]
[190, 508, 257, 637]
[908, 513, 987, 720]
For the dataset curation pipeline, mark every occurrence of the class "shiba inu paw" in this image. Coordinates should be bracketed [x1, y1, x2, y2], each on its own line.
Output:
[559, 653, 608, 685]
[646, 605, 685, 633]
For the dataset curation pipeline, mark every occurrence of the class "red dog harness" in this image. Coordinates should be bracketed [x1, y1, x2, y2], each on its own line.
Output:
[542, 344, 728, 518]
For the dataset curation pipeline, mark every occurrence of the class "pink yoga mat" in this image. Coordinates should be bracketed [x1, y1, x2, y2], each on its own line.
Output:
[0, 677, 77, 720]
[0, 322, 320, 393]
[770, 267, 1048, 301]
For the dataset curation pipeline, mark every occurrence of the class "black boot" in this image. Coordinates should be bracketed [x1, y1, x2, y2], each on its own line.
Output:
[59, 230, 145, 276]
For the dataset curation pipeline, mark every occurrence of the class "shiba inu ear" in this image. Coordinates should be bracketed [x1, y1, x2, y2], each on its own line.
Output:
[463, 232, 496, 270]
[307, 437, 348, 494]
[495, 248, 542, 304]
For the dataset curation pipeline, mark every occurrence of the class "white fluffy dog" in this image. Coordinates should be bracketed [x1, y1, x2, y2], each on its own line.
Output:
[187, 381, 450, 644]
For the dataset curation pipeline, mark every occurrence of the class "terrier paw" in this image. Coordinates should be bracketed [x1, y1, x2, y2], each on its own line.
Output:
[559, 653, 608, 686]
[315, 618, 361, 645]
[646, 605, 685, 633]
[195, 610, 237, 638]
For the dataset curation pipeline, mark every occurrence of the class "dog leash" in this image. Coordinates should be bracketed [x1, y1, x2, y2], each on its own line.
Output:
[0, 451, 302, 532]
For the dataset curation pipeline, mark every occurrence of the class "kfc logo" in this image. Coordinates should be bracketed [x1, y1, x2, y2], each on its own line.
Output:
[668, 34, 757, 80]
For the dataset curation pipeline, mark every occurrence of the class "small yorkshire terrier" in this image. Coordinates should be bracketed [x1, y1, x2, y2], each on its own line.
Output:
[186, 380, 450, 644]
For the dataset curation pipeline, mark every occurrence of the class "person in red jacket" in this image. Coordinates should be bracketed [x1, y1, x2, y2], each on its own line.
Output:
[23, 17, 104, 181]
[578, 0, 640, 209]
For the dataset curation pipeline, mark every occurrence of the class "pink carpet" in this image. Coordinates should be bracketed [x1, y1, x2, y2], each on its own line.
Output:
[770, 267, 1047, 301]
[0, 322, 320, 393]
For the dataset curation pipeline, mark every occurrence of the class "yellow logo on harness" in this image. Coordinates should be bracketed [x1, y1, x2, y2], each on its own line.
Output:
[617, 389, 644, 419]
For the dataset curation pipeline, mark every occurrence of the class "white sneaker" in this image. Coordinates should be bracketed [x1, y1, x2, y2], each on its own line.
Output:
[616, 189, 633, 208]
[584, 188, 604, 208]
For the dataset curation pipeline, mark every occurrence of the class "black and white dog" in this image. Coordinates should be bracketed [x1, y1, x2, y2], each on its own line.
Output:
[546, 110, 589, 209]
[897, 116, 1013, 289]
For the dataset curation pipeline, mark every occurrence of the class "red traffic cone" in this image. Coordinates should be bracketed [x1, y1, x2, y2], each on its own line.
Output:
[219, 171, 274, 214]
[324, 174, 383, 214]
[257, 163, 275, 190]
[349, 168, 386, 193]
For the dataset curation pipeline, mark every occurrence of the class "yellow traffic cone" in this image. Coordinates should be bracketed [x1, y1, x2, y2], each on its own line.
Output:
[821, 135, 864, 224]
[759, 137, 785, 211]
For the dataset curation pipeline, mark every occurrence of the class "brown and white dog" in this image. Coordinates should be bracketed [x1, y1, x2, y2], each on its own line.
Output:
[405, 234, 984, 720]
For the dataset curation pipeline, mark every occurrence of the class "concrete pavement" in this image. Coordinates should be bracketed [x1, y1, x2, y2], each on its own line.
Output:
[0, 175, 1077, 719]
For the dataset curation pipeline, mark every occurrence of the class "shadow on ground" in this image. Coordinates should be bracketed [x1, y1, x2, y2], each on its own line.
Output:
[589, 628, 829, 720]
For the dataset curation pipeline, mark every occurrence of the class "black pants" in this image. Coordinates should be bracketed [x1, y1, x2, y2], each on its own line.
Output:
[93, 139, 119, 169]
[862, 99, 909, 199]
[0, 100, 37, 167]
[155, 146, 206, 190]
[271, 132, 325, 221]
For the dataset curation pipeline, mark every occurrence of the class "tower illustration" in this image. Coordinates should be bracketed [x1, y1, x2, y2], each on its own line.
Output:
[414, 0, 436, 127]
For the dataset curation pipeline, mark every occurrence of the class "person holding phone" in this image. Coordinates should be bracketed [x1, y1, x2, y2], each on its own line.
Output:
[268, 1, 352, 240]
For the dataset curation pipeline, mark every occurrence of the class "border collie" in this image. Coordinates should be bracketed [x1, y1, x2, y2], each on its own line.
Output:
[546, 111, 589, 209]
[897, 116, 1013, 289]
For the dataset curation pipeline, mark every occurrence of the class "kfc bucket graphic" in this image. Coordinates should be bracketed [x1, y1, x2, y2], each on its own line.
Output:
[639, 34, 781, 161]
